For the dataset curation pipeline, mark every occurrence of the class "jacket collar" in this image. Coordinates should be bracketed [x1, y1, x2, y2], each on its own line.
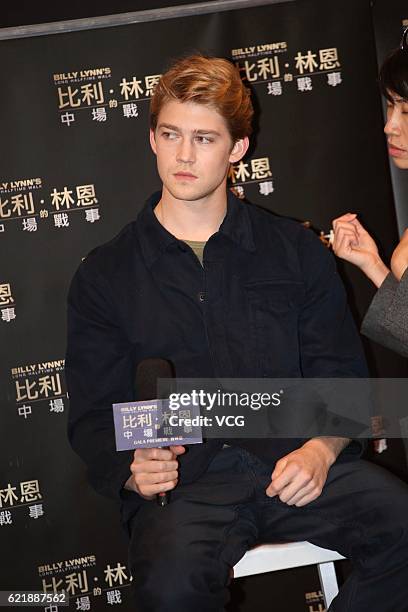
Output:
[135, 190, 256, 268]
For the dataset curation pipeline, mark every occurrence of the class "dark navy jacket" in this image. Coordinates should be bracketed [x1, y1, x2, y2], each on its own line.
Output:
[66, 191, 368, 522]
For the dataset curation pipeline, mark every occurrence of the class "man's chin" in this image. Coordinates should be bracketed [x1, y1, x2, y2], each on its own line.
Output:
[166, 185, 213, 203]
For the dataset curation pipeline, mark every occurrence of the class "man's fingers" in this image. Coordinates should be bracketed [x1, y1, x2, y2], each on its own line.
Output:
[266, 471, 313, 500]
[133, 447, 177, 462]
[276, 475, 313, 503]
[267, 460, 287, 496]
[267, 473, 320, 504]
[169, 445, 186, 455]
[269, 461, 300, 493]
[284, 482, 317, 506]
[136, 479, 178, 499]
[270, 456, 288, 480]
[292, 487, 322, 507]
[132, 459, 178, 474]
[129, 445, 185, 499]
[135, 470, 179, 485]
[266, 482, 278, 497]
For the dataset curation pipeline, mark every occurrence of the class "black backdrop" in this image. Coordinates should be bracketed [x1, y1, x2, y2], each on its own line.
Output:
[1, 0, 407, 610]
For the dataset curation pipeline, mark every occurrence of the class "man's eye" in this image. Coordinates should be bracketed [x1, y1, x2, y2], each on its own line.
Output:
[196, 136, 212, 144]
[163, 131, 177, 139]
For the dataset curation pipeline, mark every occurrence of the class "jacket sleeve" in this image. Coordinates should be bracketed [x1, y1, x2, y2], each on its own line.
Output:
[361, 270, 408, 358]
[297, 227, 369, 458]
[298, 227, 369, 378]
[65, 258, 135, 502]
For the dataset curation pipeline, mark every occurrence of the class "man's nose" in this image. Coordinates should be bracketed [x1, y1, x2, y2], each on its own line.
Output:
[384, 107, 401, 136]
[176, 138, 195, 163]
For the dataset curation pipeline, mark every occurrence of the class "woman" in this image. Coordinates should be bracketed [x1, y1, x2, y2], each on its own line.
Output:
[333, 27, 408, 357]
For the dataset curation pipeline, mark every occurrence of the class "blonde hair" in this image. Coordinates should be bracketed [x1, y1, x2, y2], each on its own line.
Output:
[150, 54, 254, 141]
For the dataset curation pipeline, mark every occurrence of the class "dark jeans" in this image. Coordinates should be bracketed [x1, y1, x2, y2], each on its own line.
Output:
[128, 447, 408, 611]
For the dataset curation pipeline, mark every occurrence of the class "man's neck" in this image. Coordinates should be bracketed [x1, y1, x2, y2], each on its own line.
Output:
[154, 186, 227, 241]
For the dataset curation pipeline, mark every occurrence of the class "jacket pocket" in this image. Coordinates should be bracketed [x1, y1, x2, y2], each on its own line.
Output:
[245, 280, 304, 377]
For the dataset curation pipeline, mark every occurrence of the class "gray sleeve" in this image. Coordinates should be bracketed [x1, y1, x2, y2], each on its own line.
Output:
[361, 269, 408, 357]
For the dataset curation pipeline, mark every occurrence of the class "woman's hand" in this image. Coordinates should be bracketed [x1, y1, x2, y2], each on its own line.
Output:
[332, 213, 389, 287]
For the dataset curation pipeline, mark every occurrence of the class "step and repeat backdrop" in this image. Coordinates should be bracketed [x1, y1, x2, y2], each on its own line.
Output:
[1, 0, 407, 610]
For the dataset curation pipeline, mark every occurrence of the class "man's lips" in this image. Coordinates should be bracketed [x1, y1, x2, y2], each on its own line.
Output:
[174, 172, 197, 179]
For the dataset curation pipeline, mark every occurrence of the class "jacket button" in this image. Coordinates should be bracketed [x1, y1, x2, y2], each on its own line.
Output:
[198, 292, 205, 302]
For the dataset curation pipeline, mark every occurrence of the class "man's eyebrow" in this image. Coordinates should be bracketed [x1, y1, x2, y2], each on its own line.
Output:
[194, 129, 221, 136]
[156, 123, 221, 136]
[157, 123, 181, 131]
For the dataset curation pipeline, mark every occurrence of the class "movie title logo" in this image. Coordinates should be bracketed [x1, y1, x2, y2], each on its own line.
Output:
[10, 359, 67, 418]
[0, 178, 42, 194]
[53, 68, 111, 84]
[231, 42, 288, 59]
[38, 556, 97, 577]
[35, 556, 131, 606]
[11, 360, 65, 379]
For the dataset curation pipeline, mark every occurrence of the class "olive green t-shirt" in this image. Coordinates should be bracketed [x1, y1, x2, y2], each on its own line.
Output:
[183, 240, 206, 266]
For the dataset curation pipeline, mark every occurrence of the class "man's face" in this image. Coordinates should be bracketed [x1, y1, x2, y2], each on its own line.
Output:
[150, 100, 248, 203]
[384, 91, 408, 170]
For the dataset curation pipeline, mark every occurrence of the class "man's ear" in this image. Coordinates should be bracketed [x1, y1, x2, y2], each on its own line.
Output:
[149, 128, 157, 155]
[229, 137, 249, 163]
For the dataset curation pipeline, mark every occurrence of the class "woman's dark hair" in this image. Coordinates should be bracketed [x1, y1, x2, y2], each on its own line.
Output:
[379, 27, 408, 102]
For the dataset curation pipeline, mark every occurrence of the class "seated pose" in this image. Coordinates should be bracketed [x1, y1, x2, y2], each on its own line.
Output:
[66, 54, 408, 611]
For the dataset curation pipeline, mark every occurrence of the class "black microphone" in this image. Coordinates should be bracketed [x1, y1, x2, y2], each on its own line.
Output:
[135, 358, 176, 507]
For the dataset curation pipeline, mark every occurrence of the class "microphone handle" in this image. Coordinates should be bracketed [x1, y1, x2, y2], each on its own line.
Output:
[156, 445, 170, 507]
[156, 491, 169, 507]
[134, 359, 175, 509]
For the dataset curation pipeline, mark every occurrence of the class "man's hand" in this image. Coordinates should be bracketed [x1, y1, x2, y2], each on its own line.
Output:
[391, 228, 408, 281]
[124, 445, 185, 500]
[332, 213, 389, 287]
[266, 438, 349, 507]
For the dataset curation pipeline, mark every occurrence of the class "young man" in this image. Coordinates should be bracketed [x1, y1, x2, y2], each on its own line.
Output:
[66, 55, 408, 611]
